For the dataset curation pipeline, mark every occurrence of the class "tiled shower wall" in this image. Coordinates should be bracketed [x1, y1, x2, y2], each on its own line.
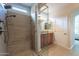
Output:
[6, 11, 32, 55]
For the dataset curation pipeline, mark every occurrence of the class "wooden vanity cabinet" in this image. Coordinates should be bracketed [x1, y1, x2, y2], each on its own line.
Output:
[41, 33, 53, 48]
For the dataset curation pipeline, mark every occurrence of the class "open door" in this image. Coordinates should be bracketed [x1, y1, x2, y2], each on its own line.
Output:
[54, 16, 68, 49]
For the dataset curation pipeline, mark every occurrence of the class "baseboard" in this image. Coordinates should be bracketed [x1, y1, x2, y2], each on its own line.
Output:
[54, 41, 74, 50]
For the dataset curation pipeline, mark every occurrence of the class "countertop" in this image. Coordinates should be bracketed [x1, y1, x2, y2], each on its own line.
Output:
[41, 30, 53, 34]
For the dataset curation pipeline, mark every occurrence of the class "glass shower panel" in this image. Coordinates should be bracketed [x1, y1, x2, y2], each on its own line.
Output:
[37, 3, 49, 56]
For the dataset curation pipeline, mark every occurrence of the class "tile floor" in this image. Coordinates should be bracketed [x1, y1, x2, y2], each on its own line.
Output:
[8, 40, 79, 56]
[37, 40, 79, 56]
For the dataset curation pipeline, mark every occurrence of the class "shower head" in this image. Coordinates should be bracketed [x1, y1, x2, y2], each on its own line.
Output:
[4, 4, 12, 9]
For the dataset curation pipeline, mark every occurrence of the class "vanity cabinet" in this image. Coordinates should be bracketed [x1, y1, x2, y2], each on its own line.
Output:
[41, 33, 54, 48]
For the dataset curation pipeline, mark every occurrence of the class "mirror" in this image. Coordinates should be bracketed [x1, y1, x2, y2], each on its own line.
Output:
[44, 22, 52, 30]
[38, 3, 48, 21]
[38, 3, 52, 31]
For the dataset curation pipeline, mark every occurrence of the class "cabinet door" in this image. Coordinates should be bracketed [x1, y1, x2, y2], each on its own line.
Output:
[44, 34, 48, 46]
[41, 34, 48, 48]
[41, 34, 44, 48]
[48, 33, 53, 45]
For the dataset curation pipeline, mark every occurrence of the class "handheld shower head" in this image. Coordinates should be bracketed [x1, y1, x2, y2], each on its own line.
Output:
[4, 4, 12, 9]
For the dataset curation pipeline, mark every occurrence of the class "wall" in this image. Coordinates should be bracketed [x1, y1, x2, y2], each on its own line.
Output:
[31, 4, 36, 50]
[31, 4, 41, 52]
[7, 10, 32, 55]
[67, 14, 75, 49]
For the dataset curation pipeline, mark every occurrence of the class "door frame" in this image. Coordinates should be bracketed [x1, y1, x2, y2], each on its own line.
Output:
[70, 9, 79, 49]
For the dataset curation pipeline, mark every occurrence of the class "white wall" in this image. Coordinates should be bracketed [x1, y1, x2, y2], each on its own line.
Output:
[49, 16, 69, 49]
[31, 4, 41, 51]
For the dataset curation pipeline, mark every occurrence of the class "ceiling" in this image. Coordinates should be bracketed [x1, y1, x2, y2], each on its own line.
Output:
[7, 3, 34, 8]
[4, 3, 79, 16]
[48, 3, 79, 17]
[48, 3, 70, 16]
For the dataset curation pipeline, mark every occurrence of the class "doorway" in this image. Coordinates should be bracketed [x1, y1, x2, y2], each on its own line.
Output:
[74, 15, 79, 46]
